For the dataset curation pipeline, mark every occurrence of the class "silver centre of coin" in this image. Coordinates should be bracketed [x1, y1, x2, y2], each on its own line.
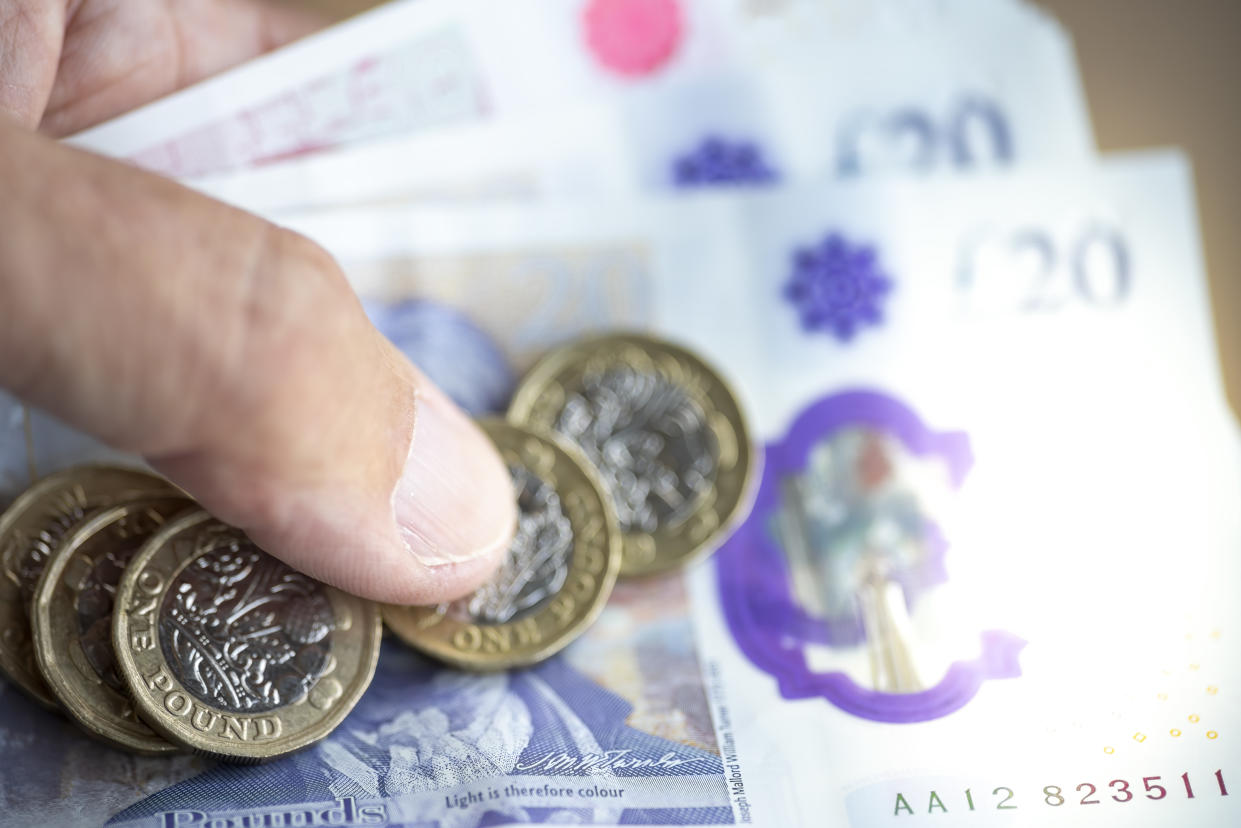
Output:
[158, 541, 335, 714]
[455, 465, 573, 625]
[554, 364, 717, 533]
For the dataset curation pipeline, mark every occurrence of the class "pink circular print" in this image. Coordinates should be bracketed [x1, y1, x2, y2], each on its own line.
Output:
[583, 0, 683, 77]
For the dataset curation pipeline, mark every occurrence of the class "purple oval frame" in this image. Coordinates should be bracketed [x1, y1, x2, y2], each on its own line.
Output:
[716, 389, 1025, 723]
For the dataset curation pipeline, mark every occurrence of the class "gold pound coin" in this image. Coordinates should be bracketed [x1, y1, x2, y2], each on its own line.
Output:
[32, 496, 192, 754]
[0, 465, 175, 708]
[112, 510, 382, 762]
[507, 333, 756, 577]
[384, 418, 621, 670]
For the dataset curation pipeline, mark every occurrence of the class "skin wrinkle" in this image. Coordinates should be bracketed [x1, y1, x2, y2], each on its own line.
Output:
[65, 0, 87, 25]
[54, 42, 173, 120]
[159, 225, 402, 542]
[396, 384, 434, 555]
[191, 220, 292, 457]
[37, 0, 326, 136]
[81, 155, 221, 452]
[42, 2, 180, 134]
[0, 203, 51, 403]
[0, 132, 74, 403]
[0, 2, 62, 125]
[162, 0, 188, 92]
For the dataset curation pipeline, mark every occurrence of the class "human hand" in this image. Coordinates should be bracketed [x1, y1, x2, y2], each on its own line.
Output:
[0, 3, 516, 604]
[0, 0, 331, 136]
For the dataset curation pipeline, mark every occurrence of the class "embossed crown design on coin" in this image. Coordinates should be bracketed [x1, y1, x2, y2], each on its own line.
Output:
[16, 485, 95, 607]
[32, 496, 190, 755]
[77, 535, 139, 693]
[115, 510, 381, 761]
[556, 361, 718, 536]
[160, 536, 336, 714]
[76, 506, 179, 695]
[508, 334, 755, 577]
[460, 464, 573, 625]
[0, 466, 173, 709]
[384, 419, 623, 670]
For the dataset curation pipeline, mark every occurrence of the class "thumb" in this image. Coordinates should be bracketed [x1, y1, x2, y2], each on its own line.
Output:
[0, 120, 514, 605]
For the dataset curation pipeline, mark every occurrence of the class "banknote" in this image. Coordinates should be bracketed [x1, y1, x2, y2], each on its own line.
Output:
[615, 0, 1092, 190]
[178, 0, 1092, 217]
[275, 150, 1241, 825]
[64, 0, 739, 178]
[189, 103, 637, 216]
[281, 153, 1229, 428]
[0, 395, 28, 504]
[0, 566, 729, 826]
[0, 393, 137, 505]
[67, 0, 1090, 185]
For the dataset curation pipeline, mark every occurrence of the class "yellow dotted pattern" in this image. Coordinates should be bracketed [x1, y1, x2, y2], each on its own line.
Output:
[1101, 628, 1223, 755]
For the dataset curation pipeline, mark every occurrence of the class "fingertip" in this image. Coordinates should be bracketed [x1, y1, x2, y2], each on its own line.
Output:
[393, 379, 518, 571]
[137, 251, 516, 607]
[236, 494, 510, 607]
[148, 372, 517, 607]
[381, 536, 512, 606]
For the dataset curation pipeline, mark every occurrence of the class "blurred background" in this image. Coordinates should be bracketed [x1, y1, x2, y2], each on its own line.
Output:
[285, 0, 1241, 419]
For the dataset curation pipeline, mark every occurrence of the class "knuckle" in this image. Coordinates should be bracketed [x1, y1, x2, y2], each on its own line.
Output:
[233, 226, 354, 386]
[192, 222, 365, 448]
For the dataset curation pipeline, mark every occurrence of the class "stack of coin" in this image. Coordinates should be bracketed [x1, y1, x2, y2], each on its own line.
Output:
[112, 510, 382, 762]
[387, 332, 757, 668]
[0, 331, 755, 757]
[0, 466, 383, 762]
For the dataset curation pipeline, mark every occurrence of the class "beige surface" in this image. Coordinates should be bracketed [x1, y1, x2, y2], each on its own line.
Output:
[287, 0, 1240, 418]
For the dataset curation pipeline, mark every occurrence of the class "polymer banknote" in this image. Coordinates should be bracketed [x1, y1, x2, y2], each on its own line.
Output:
[186, 104, 639, 215]
[276, 151, 1241, 825]
[0, 397, 134, 504]
[178, 3, 1090, 220]
[281, 152, 1229, 426]
[66, 0, 1090, 185]
[0, 564, 728, 826]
